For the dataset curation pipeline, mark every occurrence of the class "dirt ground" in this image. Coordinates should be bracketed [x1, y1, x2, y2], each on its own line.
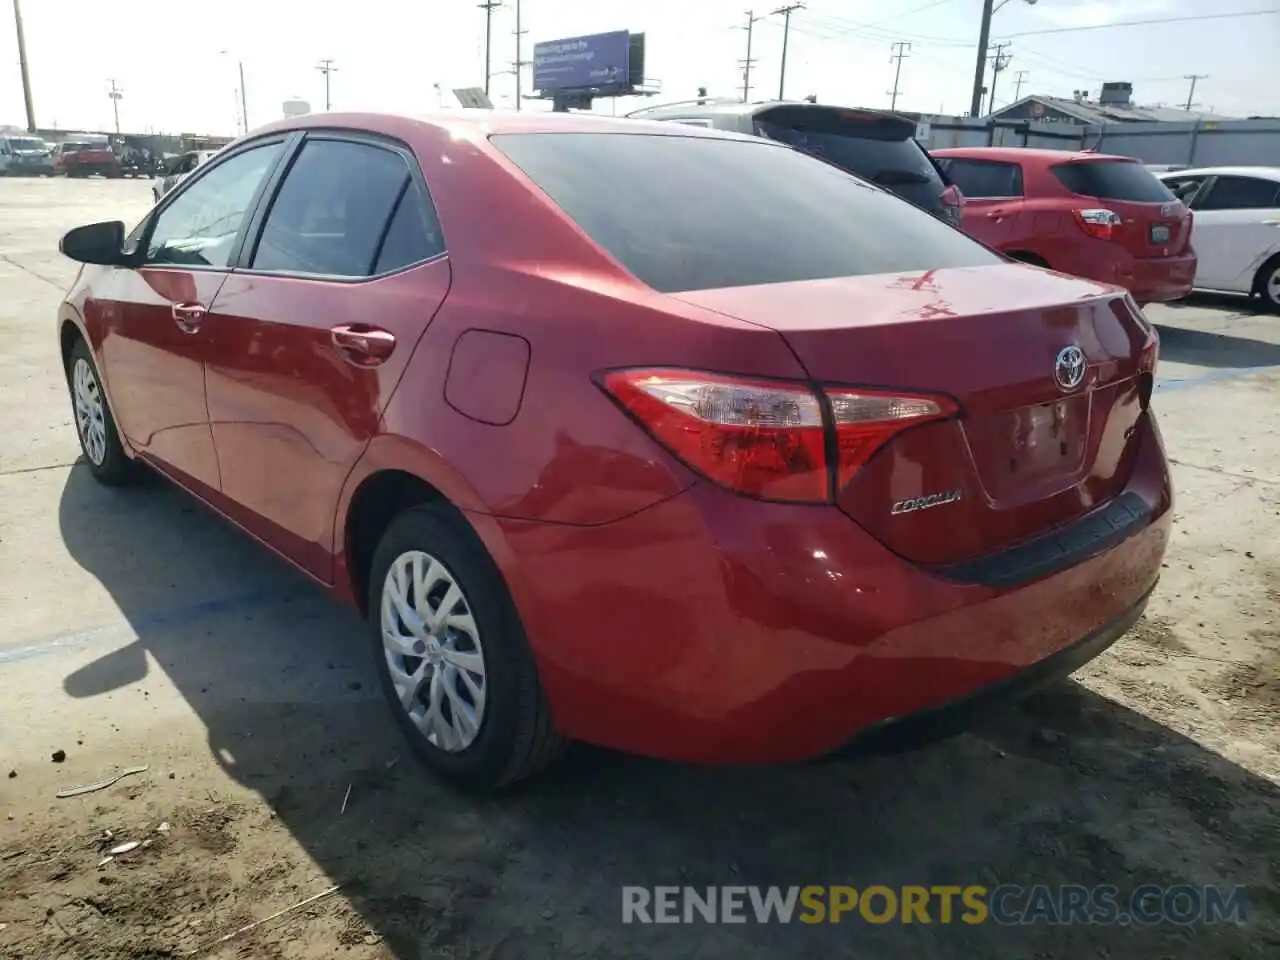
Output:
[0, 178, 1277, 960]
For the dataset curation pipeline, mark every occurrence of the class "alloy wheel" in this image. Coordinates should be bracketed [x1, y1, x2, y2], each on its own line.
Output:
[72, 357, 107, 466]
[1265, 264, 1280, 308]
[380, 550, 488, 752]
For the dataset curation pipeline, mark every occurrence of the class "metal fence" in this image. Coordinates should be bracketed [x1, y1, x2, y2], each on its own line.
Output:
[915, 116, 1280, 167]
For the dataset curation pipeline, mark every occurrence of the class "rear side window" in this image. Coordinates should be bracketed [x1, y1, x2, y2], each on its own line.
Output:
[938, 158, 1023, 198]
[252, 138, 444, 278]
[490, 132, 997, 293]
[1195, 175, 1280, 211]
[1051, 160, 1174, 203]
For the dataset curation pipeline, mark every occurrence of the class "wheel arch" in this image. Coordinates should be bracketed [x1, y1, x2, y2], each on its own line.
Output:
[335, 436, 514, 618]
[1007, 250, 1051, 269]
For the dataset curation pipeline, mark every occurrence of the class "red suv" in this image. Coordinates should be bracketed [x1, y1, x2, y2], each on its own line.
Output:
[52, 139, 122, 178]
[56, 113, 1170, 791]
[932, 147, 1195, 304]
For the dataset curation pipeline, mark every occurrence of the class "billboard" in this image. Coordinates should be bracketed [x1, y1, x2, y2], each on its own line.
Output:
[533, 30, 631, 92]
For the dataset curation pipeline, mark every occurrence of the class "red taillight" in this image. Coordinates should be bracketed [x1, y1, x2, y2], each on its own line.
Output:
[600, 369, 956, 503]
[1073, 208, 1122, 241]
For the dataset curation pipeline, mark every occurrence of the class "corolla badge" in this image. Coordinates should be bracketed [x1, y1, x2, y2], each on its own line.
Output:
[891, 490, 962, 515]
[1054, 345, 1086, 391]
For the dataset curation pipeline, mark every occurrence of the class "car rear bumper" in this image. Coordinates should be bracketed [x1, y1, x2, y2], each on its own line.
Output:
[1114, 249, 1197, 303]
[492, 410, 1172, 764]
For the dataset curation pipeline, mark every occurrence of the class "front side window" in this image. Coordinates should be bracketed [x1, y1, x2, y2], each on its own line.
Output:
[1195, 176, 1280, 211]
[251, 138, 444, 278]
[491, 132, 998, 293]
[145, 141, 283, 268]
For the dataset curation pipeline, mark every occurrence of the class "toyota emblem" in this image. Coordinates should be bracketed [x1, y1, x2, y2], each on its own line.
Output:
[1054, 345, 1086, 391]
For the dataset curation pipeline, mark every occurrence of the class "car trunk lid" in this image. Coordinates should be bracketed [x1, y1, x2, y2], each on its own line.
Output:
[673, 263, 1157, 566]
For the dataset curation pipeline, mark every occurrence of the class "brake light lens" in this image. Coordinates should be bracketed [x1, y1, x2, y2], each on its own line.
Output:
[1074, 208, 1122, 241]
[600, 369, 957, 503]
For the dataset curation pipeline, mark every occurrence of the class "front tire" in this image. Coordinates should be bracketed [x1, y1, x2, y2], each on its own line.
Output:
[66, 339, 135, 485]
[368, 504, 564, 792]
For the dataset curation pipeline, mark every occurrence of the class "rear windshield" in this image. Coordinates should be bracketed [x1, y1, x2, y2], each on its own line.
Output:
[10, 138, 44, 150]
[1051, 160, 1174, 203]
[490, 132, 996, 293]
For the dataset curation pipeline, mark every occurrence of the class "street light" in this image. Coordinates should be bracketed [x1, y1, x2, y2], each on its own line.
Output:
[969, 0, 1036, 117]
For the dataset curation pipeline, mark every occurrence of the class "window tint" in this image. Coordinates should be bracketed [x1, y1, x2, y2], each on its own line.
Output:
[252, 139, 438, 278]
[1162, 176, 1205, 204]
[754, 120, 942, 186]
[491, 132, 998, 293]
[146, 142, 283, 268]
[374, 181, 445, 274]
[1195, 176, 1280, 211]
[1051, 160, 1174, 203]
[938, 158, 1023, 197]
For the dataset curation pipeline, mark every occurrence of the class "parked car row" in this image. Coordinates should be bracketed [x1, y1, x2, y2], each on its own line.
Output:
[57, 108, 1171, 791]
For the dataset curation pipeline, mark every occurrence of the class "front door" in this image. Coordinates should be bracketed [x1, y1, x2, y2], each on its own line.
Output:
[203, 134, 450, 579]
[92, 139, 287, 493]
[936, 157, 1025, 252]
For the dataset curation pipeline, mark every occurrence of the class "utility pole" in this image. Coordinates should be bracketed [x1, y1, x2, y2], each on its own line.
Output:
[740, 10, 764, 103]
[479, 1, 501, 97]
[986, 42, 1011, 115]
[969, 0, 995, 117]
[106, 79, 123, 134]
[513, 0, 527, 111]
[1012, 69, 1029, 101]
[316, 58, 337, 110]
[1182, 74, 1208, 111]
[773, 3, 804, 101]
[887, 41, 910, 112]
[238, 61, 249, 132]
[12, 0, 36, 132]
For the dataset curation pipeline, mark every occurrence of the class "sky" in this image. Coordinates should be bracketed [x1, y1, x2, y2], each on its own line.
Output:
[1, 0, 1277, 136]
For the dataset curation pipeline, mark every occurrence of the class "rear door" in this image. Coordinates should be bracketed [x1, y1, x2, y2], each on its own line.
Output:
[750, 104, 950, 218]
[935, 157, 1025, 249]
[204, 132, 450, 579]
[1050, 158, 1190, 259]
[1182, 174, 1280, 292]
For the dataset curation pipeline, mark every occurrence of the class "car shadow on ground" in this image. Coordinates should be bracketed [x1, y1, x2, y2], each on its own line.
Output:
[1163, 292, 1267, 318]
[1153, 324, 1280, 370]
[55, 465, 1280, 959]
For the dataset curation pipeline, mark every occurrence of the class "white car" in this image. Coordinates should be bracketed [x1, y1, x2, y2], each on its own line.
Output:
[152, 150, 218, 203]
[1158, 166, 1280, 311]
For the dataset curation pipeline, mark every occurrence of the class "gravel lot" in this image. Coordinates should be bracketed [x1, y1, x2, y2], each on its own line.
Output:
[0, 177, 1277, 959]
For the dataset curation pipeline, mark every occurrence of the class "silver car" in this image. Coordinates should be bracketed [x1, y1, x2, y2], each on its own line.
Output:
[152, 150, 218, 203]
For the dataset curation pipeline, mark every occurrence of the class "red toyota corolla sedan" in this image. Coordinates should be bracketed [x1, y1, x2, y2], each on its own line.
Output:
[57, 112, 1171, 791]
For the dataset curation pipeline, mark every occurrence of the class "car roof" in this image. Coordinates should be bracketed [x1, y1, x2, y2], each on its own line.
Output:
[1155, 165, 1280, 182]
[248, 109, 765, 145]
[931, 146, 1135, 165]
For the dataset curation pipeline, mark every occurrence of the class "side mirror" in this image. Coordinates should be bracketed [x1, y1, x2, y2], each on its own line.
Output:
[59, 220, 128, 266]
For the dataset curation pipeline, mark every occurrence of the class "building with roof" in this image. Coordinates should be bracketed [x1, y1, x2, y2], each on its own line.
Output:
[987, 81, 1237, 125]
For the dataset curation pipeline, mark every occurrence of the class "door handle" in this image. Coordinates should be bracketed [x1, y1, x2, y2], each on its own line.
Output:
[330, 323, 396, 367]
[171, 302, 206, 333]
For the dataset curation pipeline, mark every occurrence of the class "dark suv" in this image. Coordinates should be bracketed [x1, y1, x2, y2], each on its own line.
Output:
[628, 100, 962, 226]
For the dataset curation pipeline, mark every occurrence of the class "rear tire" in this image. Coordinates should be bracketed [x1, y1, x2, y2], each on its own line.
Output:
[1253, 254, 1280, 313]
[66, 339, 137, 486]
[367, 503, 564, 793]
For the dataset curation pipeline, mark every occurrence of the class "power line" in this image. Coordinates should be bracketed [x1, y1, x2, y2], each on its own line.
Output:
[478, 1, 501, 97]
[773, 3, 804, 100]
[316, 58, 337, 110]
[740, 10, 766, 103]
[887, 41, 910, 112]
[996, 9, 1278, 39]
[1183, 74, 1209, 112]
